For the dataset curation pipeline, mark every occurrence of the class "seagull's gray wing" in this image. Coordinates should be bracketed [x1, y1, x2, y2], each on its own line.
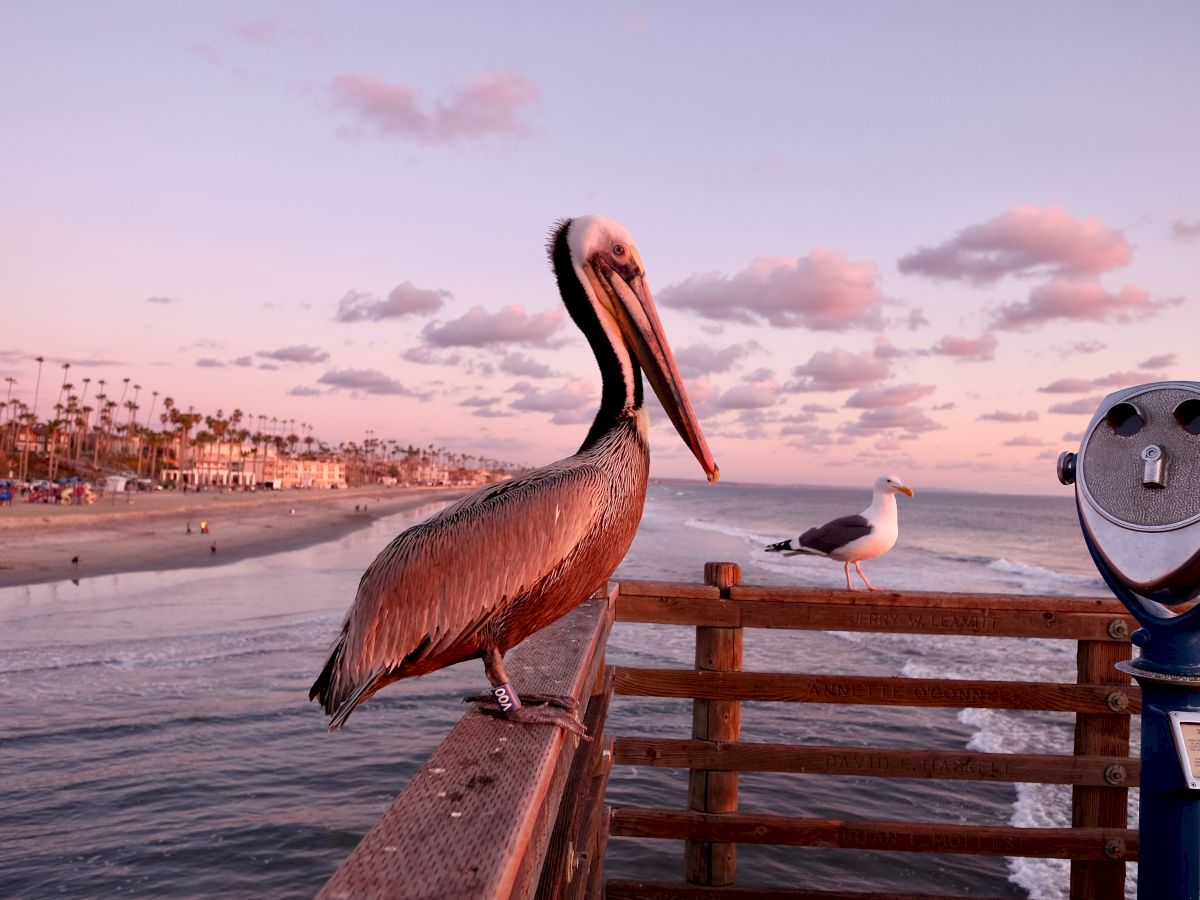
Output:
[798, 514, 872, 556]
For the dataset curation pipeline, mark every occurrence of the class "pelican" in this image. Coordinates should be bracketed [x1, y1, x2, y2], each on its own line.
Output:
[311, 216, 719, 732]
[765, 474, 913, 591]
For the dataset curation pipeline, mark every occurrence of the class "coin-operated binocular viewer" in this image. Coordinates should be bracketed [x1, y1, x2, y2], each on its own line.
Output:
[1059, 381, 1200, 899]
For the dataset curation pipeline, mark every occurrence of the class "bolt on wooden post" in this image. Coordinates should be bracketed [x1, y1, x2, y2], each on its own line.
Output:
[685, 561, 743, 886]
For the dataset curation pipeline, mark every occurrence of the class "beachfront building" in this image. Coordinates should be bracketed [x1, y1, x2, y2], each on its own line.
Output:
[264, 456, 348, 490]
[161, 446, 347, 491]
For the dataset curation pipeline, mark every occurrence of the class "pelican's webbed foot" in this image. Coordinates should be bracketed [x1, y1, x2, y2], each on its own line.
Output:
[476, 702, 589, 738]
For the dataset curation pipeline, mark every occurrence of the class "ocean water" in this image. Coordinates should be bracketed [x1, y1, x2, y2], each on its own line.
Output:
[0, 481, 1137, 898]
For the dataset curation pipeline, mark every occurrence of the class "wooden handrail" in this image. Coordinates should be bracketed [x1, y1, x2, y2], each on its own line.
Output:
[313, 571, 1139, 900]
[605, 568, 1137, 900]
[615, 588, 1135, 641]
[613, 668, 1140, 714]
[315, 589, 614, 900]
[613, 737, 1139, 786]
[610, 807, 1137, 861]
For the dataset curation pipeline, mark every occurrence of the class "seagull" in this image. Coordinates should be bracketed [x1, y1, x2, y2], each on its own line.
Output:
[766, 474, 913, 591]
[310, 216, 718, 734]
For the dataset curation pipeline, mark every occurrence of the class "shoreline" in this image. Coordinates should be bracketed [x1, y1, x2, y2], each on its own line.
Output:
[0, 485, 470, 589]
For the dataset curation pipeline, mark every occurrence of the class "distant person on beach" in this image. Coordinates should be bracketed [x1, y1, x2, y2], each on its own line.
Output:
[200, 520, 209, 534]
[186, 522, 192, 535]
[210, 543, 217, 554]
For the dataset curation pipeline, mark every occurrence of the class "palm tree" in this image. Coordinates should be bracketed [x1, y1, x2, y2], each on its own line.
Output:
[19, 355, 45, 480]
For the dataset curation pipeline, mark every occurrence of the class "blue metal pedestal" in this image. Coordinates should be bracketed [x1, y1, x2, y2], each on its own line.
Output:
[1119, 663, 1200, 900]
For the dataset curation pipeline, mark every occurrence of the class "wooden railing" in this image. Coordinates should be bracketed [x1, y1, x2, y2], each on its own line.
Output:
[316, 588, 617, 900]
[315, 566, 1140, 900]
[605, 564, 1140, 900]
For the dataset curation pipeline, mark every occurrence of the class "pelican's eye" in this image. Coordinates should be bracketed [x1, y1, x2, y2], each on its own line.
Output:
[612, 243, 626, 258]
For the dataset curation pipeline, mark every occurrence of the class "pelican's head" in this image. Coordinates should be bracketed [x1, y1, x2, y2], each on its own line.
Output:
[876, 474, 914, 497]
[561, 215, 719, 484]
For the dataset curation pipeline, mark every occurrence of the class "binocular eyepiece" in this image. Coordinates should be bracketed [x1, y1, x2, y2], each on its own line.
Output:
[1060, 381, 1200, 609]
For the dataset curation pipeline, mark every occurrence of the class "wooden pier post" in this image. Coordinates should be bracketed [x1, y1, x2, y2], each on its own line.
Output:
[1070, 637, 1133, 900]
[685, 561, 742, 886]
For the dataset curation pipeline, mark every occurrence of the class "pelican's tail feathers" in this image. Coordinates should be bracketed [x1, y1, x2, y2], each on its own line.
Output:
[326, 671, 387, 731]
[310, 635, 383, 730]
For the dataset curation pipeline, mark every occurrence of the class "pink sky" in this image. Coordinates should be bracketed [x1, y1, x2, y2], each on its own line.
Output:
[2, 4, 1198, 494]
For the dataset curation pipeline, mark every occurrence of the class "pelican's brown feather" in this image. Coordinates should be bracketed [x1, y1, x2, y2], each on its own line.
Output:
[314, 454, 627, 719]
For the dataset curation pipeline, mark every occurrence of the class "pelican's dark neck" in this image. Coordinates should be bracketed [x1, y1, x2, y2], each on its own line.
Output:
[550, 221, 643, 451]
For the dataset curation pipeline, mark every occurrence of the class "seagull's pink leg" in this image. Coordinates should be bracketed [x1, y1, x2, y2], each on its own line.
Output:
[844, 561, 860, 591]
[855, 561, 879, 591]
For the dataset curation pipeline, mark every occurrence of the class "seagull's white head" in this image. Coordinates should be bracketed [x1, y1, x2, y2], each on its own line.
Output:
[876, 474, 914, 497]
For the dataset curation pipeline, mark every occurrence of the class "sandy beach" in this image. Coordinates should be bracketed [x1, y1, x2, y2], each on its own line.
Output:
[0, 485, 469, 589]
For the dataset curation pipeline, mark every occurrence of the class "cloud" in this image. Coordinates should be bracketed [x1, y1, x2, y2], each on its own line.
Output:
[659, 250, 884, 330]
[228, 14, 317, 44]
[509, 379, 595, 424]
[714, 372, 780, 410]
[331, 71, 539, 143]
[231, 356, 254, 368]
[288, 386, 322, 397]
[978, 410, 1040, 422]
[317, 368, 419, 396]
[1038, 378, 1094, 394]
[1092, 370, 1149, 387]
[423, 305, 563, 348]
[1140, 353, 1177, 370]
[843, 405, 944, 435]
[674, 341, 759, 378]
[146, 295, 178, 305]
[195, 358, 226, 368]
[1003, 434, 1047, 447]
[335, 283, 449, 322]
[459, 395, 499, 408]
[1171, 219, 1200, 241]
[845, 383, 937, 409]
[1067, 340, 1107, 355]
[992, 280, 1180, 331]
[499, 352, 556, 379]
[256, 345, 330, 364]
[898, 206, 1131, 285]
[787, 348, 892, 392]
[1048, 395, 1105, 415]
[929, 333, 998, 362]
[402, 345, 463, 367]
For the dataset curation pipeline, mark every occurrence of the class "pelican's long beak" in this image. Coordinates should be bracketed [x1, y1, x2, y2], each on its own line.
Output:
[592, 266, 719, 484]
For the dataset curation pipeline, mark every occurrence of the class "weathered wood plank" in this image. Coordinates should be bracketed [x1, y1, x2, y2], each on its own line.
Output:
[609, 807, 1139, 861]
[616, 579, 722, 600]
[729, 585, 1127, 612]
[1071, 639, 1134, 900]
[613, 737, 1141, 787]
[615, 593, 1135, 641]
[316, 594, 612, 900]
[613, 668, 1141, 714]
[605, 880, 1012, 900]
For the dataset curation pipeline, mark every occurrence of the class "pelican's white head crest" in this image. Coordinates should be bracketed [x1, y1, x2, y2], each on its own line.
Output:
[562, 214, 718, 484]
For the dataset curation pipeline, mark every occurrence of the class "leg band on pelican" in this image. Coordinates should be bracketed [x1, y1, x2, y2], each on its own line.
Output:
[491, 681, 522, 715]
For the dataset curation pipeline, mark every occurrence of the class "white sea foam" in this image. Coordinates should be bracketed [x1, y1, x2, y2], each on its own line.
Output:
[682, 516, 779, 547]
